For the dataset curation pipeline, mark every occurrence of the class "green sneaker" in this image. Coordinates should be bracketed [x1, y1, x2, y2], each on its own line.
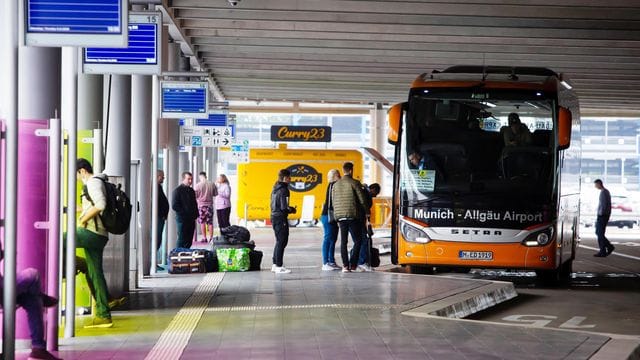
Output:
[84, 316, 113, 328]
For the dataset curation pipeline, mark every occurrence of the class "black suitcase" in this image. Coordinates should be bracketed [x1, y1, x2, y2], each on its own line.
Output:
[169, 248, 217, 274]
[249, 250, 263, 271]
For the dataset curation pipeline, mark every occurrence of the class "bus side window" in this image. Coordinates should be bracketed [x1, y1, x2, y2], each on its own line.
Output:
[532, 129, 552, 147]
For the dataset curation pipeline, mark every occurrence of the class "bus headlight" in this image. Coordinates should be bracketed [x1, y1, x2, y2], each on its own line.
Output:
[400, 220, 431, 243]
[523, 226, 554, 247]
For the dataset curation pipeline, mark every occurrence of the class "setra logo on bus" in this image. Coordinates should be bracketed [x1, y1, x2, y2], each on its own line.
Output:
[286, 164, 322, 192]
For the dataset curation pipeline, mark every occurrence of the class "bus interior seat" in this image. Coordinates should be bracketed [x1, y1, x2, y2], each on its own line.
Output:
[532, 129, 552, 147]
[500, 146, 550, 180]
[419, 143, 470, 181]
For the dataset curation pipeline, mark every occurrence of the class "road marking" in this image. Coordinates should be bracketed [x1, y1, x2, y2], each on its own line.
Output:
[579, 245, 640, 261]
[501, 314, 555, 327]
[560, 316, 595, 329]
[144, 272, 224, 360]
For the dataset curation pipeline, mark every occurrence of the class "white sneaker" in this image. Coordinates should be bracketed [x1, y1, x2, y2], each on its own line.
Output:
[271, 264, 277, 272]
[273, 266, 291, 274]
[357, 264, 373, 272]
[322, 264, 334, 271]
[353, 265, 365, 272]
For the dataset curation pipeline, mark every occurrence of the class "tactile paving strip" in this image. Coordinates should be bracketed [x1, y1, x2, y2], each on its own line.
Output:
[144, 272, 224, 360]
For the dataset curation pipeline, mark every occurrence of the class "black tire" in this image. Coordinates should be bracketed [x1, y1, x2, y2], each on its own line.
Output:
[409, 265, 435, 274]
[559, 259, 573, 279]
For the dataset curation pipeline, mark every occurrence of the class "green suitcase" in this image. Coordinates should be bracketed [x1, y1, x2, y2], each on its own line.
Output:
[216, 247, 250, 272]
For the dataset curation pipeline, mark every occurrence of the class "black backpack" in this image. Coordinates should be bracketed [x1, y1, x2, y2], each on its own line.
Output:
[83, 176, 132, 235]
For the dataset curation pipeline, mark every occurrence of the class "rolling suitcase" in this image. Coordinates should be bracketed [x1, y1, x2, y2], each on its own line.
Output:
[169, 248, 217, 274]
[249, 250, 263, 271]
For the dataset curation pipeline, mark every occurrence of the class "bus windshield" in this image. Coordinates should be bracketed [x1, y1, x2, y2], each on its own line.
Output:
[401, 88, 557, 207]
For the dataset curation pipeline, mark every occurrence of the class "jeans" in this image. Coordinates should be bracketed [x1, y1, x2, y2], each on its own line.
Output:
[4, 268, 46, 349]
[76, 227, 111, 319]
[176, 215, 196, 249]
[595, 214, 612, 254]
[320, 214, 338, 265]
[338, 219, 363, 268]
[272, 216, 289, 267]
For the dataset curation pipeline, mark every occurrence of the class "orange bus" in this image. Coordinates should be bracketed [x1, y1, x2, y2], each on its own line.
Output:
[387, 66, 581, 281]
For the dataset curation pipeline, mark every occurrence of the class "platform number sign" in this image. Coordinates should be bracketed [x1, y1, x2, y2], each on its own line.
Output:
[191, 136, 202, 147]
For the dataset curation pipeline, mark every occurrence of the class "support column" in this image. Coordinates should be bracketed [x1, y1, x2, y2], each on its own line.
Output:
[166, 119, 180, 251]
[77, 74, 103, 130]
[17, 46, 61, 349]
[131, 75, 152, 276]
[370, 103, 387, 190]
[165, 42, 182, 253]
[1, 0, 20, 356]
[104, 74, 131, 294]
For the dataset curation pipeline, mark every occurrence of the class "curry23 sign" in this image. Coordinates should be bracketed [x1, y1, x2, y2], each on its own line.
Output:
[287, 164, 322, 192]
[271, 125, 332, 142]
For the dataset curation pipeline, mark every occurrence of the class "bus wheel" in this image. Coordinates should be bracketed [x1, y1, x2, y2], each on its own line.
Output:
[535, 269, 560, 284]
[559, 260, 573, 279]
[409, 265, 435, 275]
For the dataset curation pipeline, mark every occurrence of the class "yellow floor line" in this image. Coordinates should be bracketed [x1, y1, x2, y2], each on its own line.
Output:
[144, 273, 224, 360]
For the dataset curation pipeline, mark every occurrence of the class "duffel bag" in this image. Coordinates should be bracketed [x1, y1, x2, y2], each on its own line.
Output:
[220, 225, 251, 244]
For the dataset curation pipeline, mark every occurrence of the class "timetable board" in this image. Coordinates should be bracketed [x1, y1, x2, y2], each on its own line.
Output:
[24, 0, 128, 47]
[83, 12, 162, 75]
[161, 81, 209, 119]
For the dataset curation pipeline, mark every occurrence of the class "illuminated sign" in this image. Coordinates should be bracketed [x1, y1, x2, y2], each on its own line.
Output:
[161, 81, 209, 119]
[270, 126, 331, 142]
[25, 0, 128, 47]
[83, 12, 161, 75]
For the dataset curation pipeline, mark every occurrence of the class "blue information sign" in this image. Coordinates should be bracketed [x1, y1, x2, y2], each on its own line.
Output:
[25, 0, 128, 47]
[83, 12, 161, 75]
[161, 82, 209, 119]
[196, 113, 227, 127]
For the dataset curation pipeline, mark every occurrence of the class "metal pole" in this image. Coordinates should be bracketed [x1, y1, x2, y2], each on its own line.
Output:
[62, 46, 78, 338]
[3, 0, 19, 356]
[151, 75, 159, 274]
[46, 118, 61, 350]
[131, 73, 152, 276]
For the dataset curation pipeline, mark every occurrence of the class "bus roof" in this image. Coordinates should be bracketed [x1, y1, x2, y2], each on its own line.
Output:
[412, 65, 561, 92]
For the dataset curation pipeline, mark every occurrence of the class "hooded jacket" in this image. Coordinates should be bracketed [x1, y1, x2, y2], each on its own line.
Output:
[331, 174, 369, 220]
[271, 181, 295, 219]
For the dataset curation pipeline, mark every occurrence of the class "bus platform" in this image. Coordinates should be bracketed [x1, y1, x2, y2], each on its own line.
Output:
[24, 227, 637, 360]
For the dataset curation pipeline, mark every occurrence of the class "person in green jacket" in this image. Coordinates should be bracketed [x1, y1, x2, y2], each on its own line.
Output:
[331, 162, 370, 272]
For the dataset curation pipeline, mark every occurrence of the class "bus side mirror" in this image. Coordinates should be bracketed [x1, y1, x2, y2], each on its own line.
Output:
[557, 107, 572, 150]
[387, 102, 405, 145]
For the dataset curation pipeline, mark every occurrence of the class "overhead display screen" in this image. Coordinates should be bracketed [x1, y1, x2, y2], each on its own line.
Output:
[161, 82, 210, 119]
[83, 12, 162, 75]
[24, 0, 128, 47]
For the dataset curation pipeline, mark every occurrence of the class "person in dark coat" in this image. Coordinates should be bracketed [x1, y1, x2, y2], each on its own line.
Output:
[593, 179, 614, 257]
[171, 172, 198, 249]
[157, 170, 170, 251]
[270, 169, 297, 274]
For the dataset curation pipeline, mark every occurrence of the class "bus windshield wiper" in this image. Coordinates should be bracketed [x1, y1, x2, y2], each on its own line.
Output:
[410, 196, 448, 206]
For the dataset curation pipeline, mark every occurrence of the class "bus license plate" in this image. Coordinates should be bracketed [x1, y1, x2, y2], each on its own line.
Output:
[459, 251, 493, 260]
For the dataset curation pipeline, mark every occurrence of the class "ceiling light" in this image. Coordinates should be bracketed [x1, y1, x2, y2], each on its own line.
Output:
[560, 80, 572, 90]
[481, 101, 496, 108]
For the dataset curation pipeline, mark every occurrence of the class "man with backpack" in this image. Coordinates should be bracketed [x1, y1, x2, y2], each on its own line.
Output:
[75, 158, 113, 328]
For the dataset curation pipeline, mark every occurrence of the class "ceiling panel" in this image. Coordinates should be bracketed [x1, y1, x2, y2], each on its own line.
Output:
[165, 0, 640, 112]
